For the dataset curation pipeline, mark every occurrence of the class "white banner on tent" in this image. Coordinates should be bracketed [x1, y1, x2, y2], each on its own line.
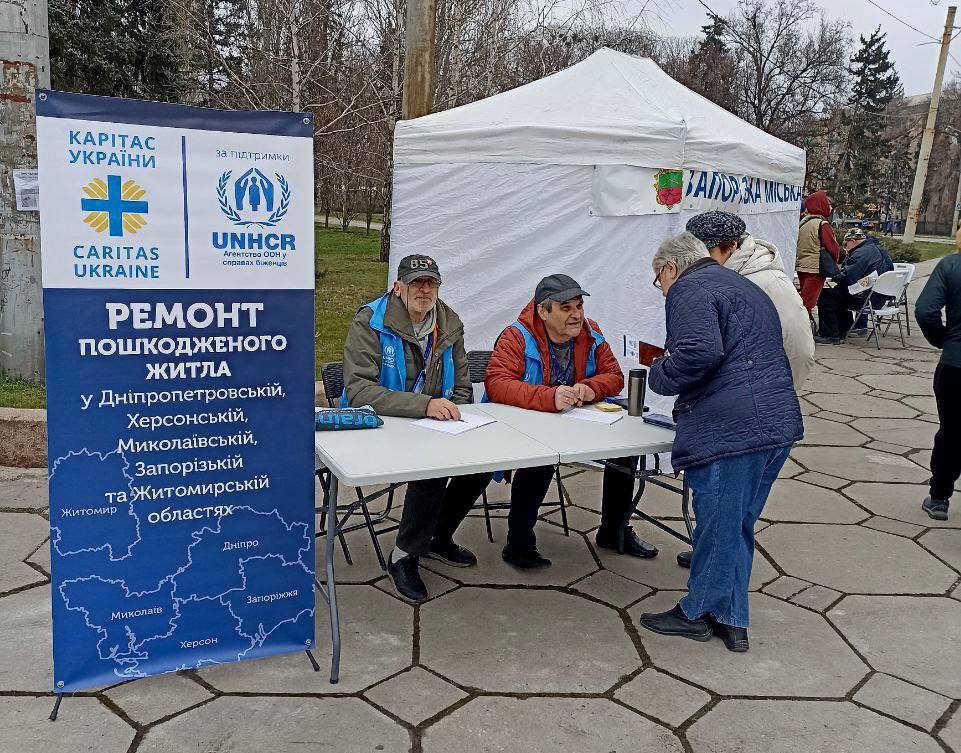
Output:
[590, 165, 802, 217]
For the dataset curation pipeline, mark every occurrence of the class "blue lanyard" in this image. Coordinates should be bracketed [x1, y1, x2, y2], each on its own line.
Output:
[411, 326, 437, 394]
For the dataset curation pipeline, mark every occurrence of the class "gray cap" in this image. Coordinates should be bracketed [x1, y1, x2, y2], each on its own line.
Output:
[685, 211, 747, 249]
[535, 274, 590, 305]
[397, 254, 441, 284]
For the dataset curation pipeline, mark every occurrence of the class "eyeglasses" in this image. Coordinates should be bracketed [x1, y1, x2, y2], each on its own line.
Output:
[408, 277, 441, 290]
[653, 262, 675, 290]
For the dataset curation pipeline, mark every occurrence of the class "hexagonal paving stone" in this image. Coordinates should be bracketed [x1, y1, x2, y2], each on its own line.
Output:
[420, 587, 638, 693]
[105, 672, 214, 725]
[757, 524, 957, 594]
[789, 447, 929, 483]
[850, 418, 935, 449]
[614, 668, 711, 728]
[0, 513, 50, 593]
[138, 696, 407, 753]
[941, 706, 961, 752]
[853, 673, 951, 731]
[829, 596, 961, 697]
[423, 517, 600, 587]
[804, 393, 917, 419]
[797, 417, 868, 447]
[0, 476, 49, 510]
[793, 471, 849, 489]
[919, 528, 961, 572]
[0, 586, 54, 692]
[801, 371, 869, 394]
[570, 570, 652, 608]
[819, 358, 908, 376]
[686, 700, 943, 753]
[760, 480, 867, 524]
[845, 483, 960, 528]
[863, 516, 924, 538]
[0, 696, 135, 753]
[859, 374, 935, 395]
[789, 585, 842, 612]
[364, 667, 468, 726]
[632, 592, 867, 697]
[199, 586, 412, 694]
[778, 456, 803, 478]
[904, 395, 938, 414]
[422, 697, 684, 753]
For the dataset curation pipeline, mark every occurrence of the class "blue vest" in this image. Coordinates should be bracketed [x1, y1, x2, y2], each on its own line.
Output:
[483, 321, 603, 402]
[341, 293, 455, 407]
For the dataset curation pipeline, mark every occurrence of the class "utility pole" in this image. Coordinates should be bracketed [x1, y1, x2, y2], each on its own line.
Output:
[903, 4, 957, 244]
[0, 0, 50, 380]
[402, 0, 436, 119]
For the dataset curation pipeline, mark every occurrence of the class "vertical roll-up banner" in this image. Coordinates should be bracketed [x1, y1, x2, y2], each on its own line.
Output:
[37, 91, 316, 692]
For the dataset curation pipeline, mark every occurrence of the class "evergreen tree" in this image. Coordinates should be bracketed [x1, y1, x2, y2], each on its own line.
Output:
[681, 13, 737, 114]
[49, 0, 191, 102]
[834, 26, 902, 212]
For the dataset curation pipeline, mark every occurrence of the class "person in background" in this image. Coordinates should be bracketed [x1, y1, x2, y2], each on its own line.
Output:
[484, 274, 658, 569]
[795, 190, 842, 316]
[687, 211, 815, 389]
[814, 228, 893, 345]
[914, 232, 961, 521]
[342, 255, 491, 603]
[638, 233, 802, 652]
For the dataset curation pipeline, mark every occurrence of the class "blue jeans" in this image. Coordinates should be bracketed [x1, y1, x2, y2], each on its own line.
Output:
[679, 446, 792, 628]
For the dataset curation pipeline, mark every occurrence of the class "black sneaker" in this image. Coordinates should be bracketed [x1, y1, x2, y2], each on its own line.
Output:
[595, 528, 658, 559]
[638, 603, 712, 641]
[706, 617, 749, 652]
[814, 336, 841, 345]
[922, 496, 949, 521]
[676, 549, 692, 569]
[387, 552, 428, 603]
[501, 545, 551, 569]
[426, 539, 477, 568]
[848, 327, 869, 337]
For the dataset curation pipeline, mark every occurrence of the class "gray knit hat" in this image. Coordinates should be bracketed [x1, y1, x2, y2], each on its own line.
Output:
[685, 211, 747, 249]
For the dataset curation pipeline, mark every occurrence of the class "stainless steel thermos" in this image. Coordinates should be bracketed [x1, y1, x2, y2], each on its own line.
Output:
[628, 369, 646, 417]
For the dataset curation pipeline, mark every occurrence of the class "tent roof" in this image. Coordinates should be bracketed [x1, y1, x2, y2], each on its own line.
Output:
[394, 48, 806, 185]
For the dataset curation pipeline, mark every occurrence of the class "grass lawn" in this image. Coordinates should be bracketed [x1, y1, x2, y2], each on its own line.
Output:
[0, 377, 46, 409]
[314, 224, 387, 372]
[881, 237, 955, 262]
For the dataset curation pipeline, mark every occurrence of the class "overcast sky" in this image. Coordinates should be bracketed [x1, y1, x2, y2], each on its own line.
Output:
[640, 0, 959, 96]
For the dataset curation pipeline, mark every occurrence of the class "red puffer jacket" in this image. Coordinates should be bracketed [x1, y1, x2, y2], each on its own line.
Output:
[484, 300, 625, 412]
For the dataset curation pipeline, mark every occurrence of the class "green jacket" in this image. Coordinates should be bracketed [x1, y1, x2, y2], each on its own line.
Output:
[916, 253, 961, 368]
[342, 293, 473, 417]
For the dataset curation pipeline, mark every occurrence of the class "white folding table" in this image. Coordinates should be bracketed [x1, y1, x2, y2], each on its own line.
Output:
[313, 410, 558, 682]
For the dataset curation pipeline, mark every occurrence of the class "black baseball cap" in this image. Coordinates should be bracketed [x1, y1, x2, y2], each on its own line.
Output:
[534, 274, 590, 305]
[397, 254, 442, 284]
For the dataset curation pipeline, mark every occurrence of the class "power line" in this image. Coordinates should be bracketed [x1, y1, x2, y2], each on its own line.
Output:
[864, 0, 940, 42]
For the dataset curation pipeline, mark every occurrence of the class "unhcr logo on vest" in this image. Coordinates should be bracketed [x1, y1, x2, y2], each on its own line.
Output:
[213, 167, 296, 267]
[383, 344, 396, 368]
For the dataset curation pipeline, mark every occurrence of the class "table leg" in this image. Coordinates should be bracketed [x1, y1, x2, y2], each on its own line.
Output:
[326, 475, 341, 684]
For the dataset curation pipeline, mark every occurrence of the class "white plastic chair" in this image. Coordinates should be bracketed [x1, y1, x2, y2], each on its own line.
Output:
[860, 270, 911, 349]
[892, 262, 916, 335]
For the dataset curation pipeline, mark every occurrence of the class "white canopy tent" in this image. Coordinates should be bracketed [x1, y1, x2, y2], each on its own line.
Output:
[389, 48, 807, 394]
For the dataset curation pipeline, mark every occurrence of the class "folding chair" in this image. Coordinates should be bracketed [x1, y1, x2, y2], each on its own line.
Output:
[861, 271, 911, 350]
[892, 262, 916, 336]
[466, 348, 570, 543]
[316, 361, 398, 570]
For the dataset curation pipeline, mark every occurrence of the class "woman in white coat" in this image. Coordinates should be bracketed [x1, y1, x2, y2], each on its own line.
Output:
[686, 212, 816, 390]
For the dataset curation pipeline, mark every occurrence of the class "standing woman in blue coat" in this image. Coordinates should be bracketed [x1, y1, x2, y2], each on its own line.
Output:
[639, 231, 803, 652]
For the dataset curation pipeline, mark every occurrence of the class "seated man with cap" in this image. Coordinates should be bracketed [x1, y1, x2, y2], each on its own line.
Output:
[484, 274, 658, 568]
[342, 254, 491, 602]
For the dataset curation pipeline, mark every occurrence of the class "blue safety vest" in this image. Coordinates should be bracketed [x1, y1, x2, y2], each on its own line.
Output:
[341, 292, 455, 407]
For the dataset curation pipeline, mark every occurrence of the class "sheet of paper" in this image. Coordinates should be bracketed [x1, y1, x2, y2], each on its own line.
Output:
[561, 406, 624, 424]
[412, 411, 496, 435]
[13, 169, 39, 211]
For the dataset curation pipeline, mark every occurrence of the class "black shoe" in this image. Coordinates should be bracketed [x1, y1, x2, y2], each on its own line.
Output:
[639, 603, 712, 641]
[706, 617, 749, 652]
[676, 549, 692, 569]
[387, 551, 428, 603]
[814, 336, 841, 345]
[922, 496, 949, 521]
[501, 545, 551, 569]
[595, 527, 658, 558]
[426, 539, 477, 568]
[849, 327, 869, 337]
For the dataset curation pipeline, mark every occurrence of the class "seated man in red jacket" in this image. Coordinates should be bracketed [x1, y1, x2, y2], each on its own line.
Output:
[485, 274, 658, 568]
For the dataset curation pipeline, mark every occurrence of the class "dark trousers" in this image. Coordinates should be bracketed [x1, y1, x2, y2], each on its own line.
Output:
[931, 363, 961, 501]
[507, 457, 639, 550]
[396, 472, 492, 556]
[817, 286, 864, 339]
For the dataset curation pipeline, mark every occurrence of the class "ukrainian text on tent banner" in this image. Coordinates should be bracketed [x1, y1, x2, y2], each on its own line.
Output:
[37, 91, 316, 692]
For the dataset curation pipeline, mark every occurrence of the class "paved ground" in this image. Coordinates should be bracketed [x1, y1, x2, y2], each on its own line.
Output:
[1, 259, 959, 752]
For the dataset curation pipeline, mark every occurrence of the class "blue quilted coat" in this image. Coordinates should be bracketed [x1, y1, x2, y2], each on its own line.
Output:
[649, 259, 803, 470]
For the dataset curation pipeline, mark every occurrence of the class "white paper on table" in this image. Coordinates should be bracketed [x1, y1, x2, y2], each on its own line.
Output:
[560, 406, 624, 424]
[412, 411, 496, 435]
